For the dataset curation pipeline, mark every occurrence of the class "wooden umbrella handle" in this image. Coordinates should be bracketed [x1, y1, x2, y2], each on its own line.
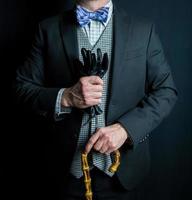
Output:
[81, 150, 121, 200]
[108, 150, 121, 173]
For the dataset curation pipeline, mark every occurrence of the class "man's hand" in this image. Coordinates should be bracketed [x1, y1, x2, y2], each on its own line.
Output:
[61, 76, 103, 109]
[85, 123, 128, 155]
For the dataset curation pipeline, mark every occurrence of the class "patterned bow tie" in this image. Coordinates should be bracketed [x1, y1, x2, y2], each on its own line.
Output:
[76, 5, 109, 27]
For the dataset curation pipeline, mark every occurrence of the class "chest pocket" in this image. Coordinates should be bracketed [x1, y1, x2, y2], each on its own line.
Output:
[124, 47, 146, 60]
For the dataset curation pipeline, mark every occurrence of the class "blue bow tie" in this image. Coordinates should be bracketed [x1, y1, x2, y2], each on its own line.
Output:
[76, 5, 109, 27]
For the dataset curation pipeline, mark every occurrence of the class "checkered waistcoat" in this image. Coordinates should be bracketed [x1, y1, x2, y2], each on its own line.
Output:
[70, 17, 114, 178]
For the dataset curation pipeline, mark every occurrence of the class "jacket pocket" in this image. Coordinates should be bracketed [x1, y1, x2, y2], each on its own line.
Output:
[124, 47, 146, 60]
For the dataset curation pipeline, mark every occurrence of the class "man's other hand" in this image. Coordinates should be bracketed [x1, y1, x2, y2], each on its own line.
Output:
[85, 123, 128, 155]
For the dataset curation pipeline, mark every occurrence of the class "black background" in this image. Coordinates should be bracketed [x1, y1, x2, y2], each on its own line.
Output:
[0, 0, 192, 199]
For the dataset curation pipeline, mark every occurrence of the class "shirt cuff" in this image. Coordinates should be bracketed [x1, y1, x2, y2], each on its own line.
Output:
[54, 88, 72, 120]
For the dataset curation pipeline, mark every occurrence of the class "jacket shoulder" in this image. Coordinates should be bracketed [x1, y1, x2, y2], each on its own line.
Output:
[38, 15, 61, 31]
[126, 14, 154, 32]
[115, 6, 153, 30]
[38, 9, 75, 32]
[123, 12, 155, 41]
[117, 8, 155, 47]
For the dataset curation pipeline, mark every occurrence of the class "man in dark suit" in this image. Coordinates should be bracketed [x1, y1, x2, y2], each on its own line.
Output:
[14, 0, 178, 199]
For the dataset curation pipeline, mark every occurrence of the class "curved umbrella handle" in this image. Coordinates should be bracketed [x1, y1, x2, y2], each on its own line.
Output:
[108, 150, 121, 173]
[81, 150, 121, 200]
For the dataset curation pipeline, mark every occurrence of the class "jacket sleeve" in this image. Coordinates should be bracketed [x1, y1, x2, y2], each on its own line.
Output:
[14, 23, 61, 119]
[117, 23, 178, 149]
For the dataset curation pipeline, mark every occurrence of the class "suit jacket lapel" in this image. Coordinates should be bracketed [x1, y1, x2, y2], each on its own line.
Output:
[106, 7, 132, 123]
[59, 9, 79, 81]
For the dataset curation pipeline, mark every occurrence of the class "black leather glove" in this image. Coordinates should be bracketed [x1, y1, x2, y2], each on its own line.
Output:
[75, 48, 109, 123]
[77, 48, 108, 78]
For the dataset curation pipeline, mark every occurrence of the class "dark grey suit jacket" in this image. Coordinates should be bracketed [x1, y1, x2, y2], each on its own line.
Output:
[14, 6, 178, 190]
